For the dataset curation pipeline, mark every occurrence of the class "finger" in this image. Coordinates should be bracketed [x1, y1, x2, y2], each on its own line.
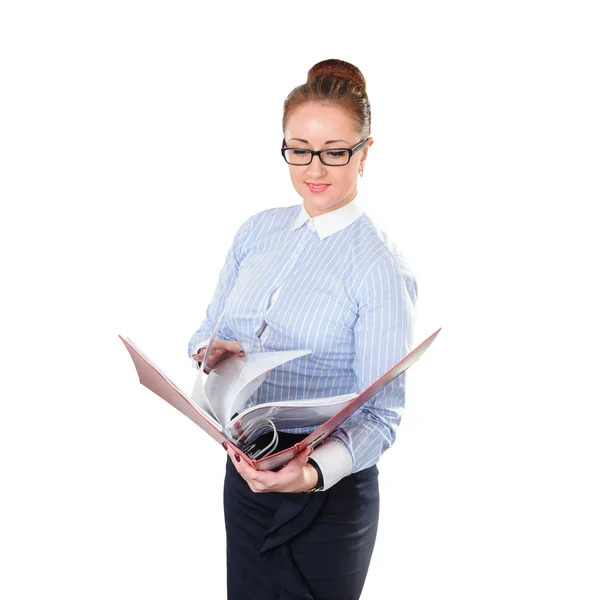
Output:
[192, 345, 222, 363]
[206, 347, 244, 369]
[301, 446, 314, 463]
[226, 447, 247, 482]
[193, 347, 218, 369]
[213, 339, 246, 355]
[226, 446, 254, 478]
[226, 448, 270, 492]
[192, 348, 207, 361]
[229, 448, 276, 488]
[202, 347, 230, 369]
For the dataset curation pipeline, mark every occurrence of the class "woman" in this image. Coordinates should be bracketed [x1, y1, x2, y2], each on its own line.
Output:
[188, 58, 418, 600]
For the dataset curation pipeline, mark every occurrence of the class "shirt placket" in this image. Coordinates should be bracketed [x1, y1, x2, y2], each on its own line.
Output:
[253, 224, 314, 351]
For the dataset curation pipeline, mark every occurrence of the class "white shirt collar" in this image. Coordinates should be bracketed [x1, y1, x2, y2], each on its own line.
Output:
[290, 193, 364, 240]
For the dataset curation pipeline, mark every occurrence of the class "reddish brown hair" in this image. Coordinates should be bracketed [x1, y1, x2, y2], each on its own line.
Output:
[282, 59, 371, 141]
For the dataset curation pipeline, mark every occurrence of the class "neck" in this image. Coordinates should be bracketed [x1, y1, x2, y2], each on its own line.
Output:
[305, 188, 358, 218]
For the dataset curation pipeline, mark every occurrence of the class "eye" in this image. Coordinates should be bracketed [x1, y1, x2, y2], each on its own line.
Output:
[326, 151, 347, 158]
[292, 149, 309, 156]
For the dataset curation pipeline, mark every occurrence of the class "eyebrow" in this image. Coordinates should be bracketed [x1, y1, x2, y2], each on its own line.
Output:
[287, 138, 350, 145]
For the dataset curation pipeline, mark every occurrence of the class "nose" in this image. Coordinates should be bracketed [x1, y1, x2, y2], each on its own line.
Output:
[306, 154, 327, 179]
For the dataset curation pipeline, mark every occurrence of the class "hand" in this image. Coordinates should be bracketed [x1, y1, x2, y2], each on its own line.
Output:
[192, 340, 246, 373]
[224, 443, 319, 493]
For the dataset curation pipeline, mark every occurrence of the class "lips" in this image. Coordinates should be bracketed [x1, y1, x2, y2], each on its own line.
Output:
[306, 183, 330, 190]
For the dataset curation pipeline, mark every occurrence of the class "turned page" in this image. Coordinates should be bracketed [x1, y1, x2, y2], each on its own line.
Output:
[203, 349, 312, 425]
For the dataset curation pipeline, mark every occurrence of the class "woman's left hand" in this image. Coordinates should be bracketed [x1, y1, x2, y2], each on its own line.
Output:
[225, 444, 318, 493]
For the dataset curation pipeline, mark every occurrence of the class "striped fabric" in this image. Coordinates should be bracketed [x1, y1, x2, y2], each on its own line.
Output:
[188, 192, 418, 481]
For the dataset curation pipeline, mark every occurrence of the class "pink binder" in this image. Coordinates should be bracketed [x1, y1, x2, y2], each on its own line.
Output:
[119, 327, 441, 471]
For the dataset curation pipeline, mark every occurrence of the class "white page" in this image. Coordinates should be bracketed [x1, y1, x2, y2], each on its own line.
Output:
[191, 310, 229, 423]
[204, 349, 312, 425]
[190, 371, 219, 422]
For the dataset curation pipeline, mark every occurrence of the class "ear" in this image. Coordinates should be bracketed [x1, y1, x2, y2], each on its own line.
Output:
[360, 138, 373, 168]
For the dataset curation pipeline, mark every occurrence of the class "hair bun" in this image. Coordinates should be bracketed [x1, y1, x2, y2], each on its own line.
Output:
[307, 59, 367, 94]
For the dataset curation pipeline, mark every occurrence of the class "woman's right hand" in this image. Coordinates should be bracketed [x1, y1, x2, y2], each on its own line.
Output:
[192, 340, 246, 373]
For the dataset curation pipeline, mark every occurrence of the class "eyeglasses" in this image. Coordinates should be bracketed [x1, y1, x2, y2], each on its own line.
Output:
[281, 137, 368, 166]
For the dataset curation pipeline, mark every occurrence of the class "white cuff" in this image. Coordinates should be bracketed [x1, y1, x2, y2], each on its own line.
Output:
[309, 438, 354, 491]
[190, 337, 211, 369]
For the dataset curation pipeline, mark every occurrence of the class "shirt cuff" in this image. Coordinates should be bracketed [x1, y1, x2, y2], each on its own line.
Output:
[190, 337, 211, 369]
[308, 438, 354, 491]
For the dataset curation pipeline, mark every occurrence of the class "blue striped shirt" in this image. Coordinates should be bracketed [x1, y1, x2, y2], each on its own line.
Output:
[188, 193, 418, 489]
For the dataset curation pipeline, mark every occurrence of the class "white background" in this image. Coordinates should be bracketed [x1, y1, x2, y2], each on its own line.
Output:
[1, 1, 598, 598]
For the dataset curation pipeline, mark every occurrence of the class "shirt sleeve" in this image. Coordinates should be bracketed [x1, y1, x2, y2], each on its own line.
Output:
[312, 252, 418, 481]
[308, 438, 354, 490]
[187, 214, 255, 369]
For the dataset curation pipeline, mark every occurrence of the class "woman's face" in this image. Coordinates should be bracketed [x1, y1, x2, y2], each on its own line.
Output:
[284, 102, 372, 217]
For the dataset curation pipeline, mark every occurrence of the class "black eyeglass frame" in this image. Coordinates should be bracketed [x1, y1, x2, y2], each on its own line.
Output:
[281, 137, 369, 166]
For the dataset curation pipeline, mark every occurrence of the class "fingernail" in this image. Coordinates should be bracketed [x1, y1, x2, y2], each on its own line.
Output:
[235, 454, 240, 462]
[222, 442, 228, 451]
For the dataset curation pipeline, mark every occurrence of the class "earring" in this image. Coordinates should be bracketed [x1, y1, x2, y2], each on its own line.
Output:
[359, 165, 364, 177]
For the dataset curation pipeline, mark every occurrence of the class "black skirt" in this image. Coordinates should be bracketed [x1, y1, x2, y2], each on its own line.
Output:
[223, 432, 379, 600]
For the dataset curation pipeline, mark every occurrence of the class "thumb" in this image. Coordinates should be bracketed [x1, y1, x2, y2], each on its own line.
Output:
[298, 446, 313, 465]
